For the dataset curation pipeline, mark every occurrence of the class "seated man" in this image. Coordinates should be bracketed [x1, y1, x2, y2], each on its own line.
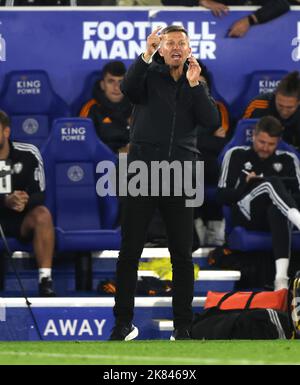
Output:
[0, 110, 55, 297]
[217, 115, 300, 290]
[243, 71, 300, 150]
[80, 61, 132, 153]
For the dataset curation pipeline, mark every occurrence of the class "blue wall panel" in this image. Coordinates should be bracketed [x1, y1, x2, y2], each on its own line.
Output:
[0, 8, 299, 109]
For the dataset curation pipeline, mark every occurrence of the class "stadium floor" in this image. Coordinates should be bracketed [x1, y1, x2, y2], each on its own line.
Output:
[0, 340, 299, 365]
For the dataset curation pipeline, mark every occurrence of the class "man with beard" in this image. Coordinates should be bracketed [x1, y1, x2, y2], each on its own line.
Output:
[243, 71, 300, 150]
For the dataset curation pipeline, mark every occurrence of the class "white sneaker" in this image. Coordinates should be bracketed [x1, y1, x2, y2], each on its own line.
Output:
[274, 277, 289, 291]
[205, 220, 225, 246]
[287, 208, 300, 230]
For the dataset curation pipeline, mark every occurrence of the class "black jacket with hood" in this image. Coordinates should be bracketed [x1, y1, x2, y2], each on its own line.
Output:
[243, 92, 300, 150]
[121, 53, 220, 163]
[80, 82, 132, 153]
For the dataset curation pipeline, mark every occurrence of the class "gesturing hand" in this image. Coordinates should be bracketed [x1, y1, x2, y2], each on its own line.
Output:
[186, 56, 201, 87]
[143, 26, 163, 62]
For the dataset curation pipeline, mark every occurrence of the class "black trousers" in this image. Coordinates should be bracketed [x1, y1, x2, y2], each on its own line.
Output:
[113, 195, 194, 329]
[233, 177, 297, 259]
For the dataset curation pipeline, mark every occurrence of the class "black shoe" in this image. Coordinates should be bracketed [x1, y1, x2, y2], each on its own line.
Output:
[170, 328, 191, 341]
[39, 277, 56, 297]
[109, 324, 139, 341]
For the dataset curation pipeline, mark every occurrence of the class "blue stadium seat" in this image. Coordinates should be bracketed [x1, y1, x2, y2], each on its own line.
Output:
[219, 119, 300, 251]
[42, 117, 121, 253]
[0, 70, 70, 148]
[0, 239, 32, 254]
[209, 72, 230, 113]
[230, 70, 288, 120]
[218, 118, 258, 162]
[70, 70, 101, 116]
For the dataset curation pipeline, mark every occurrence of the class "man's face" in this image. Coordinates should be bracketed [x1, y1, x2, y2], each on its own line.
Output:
[100, 72, 124, 103]
[252, 131, 279, 159]
[275, 92, 300, 120]
[159, 31, 191, 68]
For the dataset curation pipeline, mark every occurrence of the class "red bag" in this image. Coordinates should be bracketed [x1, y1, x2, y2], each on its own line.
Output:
[204, 289, 288, 312]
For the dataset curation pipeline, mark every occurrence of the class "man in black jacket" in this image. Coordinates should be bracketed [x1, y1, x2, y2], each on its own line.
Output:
[109, 25, 219, 341]
[217, 116, 300, 291]
[0, 110, 55, 296]
[162, 0, 290, 38]
[243, 71, 300, 150]
[80, 61, 132, 153]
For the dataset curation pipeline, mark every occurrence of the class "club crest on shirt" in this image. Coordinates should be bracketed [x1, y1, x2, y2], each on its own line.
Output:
[273, 162, 283, 172]
[13, 162, 23, 174]
[244, 162, 253, 171]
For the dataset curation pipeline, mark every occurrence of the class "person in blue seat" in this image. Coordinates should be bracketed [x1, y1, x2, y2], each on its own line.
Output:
[80, 61, 132, 154]
[217, 115, 300, 291]
[243, 71, 300, 151]
[109, 25, 219, 341]
[162, 0, 290, 38]
[0, 110, 55, 297]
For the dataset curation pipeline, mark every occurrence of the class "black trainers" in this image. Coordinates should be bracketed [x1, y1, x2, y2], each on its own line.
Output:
[39, 277, 56, 297]
[170, 328, 191, 341]
[291, 271, 300, 338]
[109, 324, 139, 341]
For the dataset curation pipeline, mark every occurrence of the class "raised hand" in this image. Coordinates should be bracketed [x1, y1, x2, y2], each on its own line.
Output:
[228, 17, 250, 38]
[143, 26, 163, 62]
[186, 56, 201, 87]
[199, 0, 229, 17]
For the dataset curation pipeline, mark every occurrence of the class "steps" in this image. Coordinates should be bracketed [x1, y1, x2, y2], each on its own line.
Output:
[0, 296, 206, 341]
[0, 247, 241, 340]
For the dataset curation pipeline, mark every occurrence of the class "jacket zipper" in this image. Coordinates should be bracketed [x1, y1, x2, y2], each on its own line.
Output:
[168, 110, 176, 160]
[168, 87, 178, 160]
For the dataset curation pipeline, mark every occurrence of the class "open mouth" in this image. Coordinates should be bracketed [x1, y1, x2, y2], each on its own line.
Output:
[171, 53, 182, 60]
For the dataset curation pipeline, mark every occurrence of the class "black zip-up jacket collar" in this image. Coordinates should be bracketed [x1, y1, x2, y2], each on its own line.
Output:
[121, 53, 220, 162]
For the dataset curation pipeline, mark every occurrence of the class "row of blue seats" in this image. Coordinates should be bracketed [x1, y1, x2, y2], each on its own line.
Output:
[0, 69, 288, 150]
[2, 117, 300, 259]
[1, 70, 297, 258]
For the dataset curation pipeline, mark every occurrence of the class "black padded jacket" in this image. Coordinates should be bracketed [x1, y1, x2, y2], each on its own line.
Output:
[121, 54, 220, 162]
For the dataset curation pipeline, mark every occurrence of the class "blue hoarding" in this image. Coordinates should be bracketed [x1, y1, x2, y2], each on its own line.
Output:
[0, 7, 299, 109]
